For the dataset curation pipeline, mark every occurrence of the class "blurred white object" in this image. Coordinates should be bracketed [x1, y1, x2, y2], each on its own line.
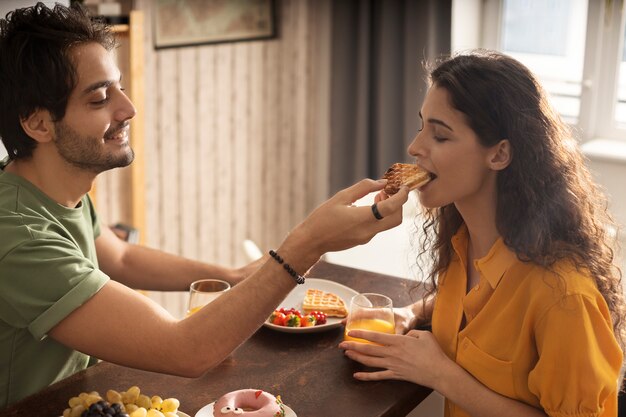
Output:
[323, 192, 424, 280]
[243, 239, 263, 262]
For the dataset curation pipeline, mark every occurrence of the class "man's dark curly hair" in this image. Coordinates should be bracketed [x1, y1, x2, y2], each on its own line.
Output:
[0, 2, 115, 159]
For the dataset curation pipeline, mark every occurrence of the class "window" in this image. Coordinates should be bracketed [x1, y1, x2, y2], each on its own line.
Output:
[500, 0, 587, 124]
[471, 0, 626, 142]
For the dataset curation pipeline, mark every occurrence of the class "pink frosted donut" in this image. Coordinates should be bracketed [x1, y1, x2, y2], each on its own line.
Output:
[214, 389, 285, 417]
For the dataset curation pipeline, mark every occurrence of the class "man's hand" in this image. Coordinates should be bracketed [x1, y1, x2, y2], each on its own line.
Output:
[281, 179, 409, 268]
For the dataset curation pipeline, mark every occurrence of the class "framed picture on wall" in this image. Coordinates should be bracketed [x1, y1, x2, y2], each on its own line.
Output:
[153, 0, 276, 49]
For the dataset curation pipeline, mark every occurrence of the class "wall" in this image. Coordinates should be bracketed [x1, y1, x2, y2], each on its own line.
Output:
[95, 0, 332, 268]
[582, 141, 626, 273]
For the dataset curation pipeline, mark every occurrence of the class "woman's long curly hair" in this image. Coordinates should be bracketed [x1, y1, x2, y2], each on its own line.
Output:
[417, 50, 626, 354]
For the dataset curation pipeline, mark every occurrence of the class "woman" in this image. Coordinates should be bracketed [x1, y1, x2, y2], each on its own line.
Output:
[340, 50, 626, 417]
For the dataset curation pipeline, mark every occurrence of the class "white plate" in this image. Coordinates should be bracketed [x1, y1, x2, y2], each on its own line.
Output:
[263, 278, 358, 333]
[195, 402, 296, 417]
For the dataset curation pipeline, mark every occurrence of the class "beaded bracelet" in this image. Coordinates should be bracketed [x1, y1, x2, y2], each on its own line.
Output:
[269, 250, 305, 284]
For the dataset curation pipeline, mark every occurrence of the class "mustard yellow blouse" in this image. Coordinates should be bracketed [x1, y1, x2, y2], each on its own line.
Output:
[431, 225, 623, 417]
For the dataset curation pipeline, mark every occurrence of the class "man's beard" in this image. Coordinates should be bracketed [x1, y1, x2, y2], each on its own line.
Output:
[54, 120, 134, 174]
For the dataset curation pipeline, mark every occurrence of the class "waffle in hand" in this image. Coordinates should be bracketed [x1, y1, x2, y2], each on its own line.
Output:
[382, 163, 431, 195]
[302, 289, 348, 318]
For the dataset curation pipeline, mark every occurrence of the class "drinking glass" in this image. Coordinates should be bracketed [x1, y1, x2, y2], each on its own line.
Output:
[186, 279, 230, 317]
[344, 293, 395, 344]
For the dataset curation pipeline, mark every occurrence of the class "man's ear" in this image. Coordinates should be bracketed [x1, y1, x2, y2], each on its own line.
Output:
[488, 139, 512, 171]
[20, 109, 54, 143]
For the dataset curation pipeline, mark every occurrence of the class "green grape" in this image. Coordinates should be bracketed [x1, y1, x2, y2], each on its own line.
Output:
[146, 409, 165, 417]
[160, 398, 179, 413]
[150, 395, 163, 410]
[84, 394, 103, 407]
[69, 404, 85, 417]
[136, 394, 151, 409]
[123, 385, 141, 404]
[107, 389, 122, 404]
[68, 396, 82, 408]
[129, 407, 148, 417]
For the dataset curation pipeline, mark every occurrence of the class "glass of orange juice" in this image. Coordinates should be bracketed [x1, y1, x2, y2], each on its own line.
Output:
[186, 279, 230, 317]
[344, 293, 395, 344]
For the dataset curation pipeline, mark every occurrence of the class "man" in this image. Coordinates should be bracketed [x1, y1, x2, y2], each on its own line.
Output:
[0, 2, 408, 408]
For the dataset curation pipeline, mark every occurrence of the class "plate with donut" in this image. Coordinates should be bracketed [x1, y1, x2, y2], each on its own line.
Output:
[195, 402, 296, 417]
[263, 278, 358, 333]
[195, 389, 296, 416]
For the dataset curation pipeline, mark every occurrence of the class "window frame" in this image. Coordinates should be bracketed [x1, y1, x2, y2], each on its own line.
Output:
[479, 0, 626, 143]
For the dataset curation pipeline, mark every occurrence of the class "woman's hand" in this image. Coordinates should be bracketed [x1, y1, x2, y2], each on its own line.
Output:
[339, 329, 452, 389]
[393, 306, 419, 334]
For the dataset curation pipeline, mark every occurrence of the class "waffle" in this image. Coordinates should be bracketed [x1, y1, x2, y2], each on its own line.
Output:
[382, 163, 431, 195]
[302, 289, 348, 318]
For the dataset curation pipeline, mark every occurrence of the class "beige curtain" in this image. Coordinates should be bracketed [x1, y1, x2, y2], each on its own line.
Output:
[329, 0, 451, 192]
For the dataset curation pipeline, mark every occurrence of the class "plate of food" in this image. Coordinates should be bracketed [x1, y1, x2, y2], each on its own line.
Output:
[195, 389, 295, 417]
[60, 412, 189, 417]
[195, 402, 296, 417]
[263, 278, 357, 333]
[58, 386, 188, 417]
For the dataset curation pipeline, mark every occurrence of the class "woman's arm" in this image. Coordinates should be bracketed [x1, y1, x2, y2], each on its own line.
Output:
[394, 294, 435, 333]
[436, 355, 547, 417]
[340, 330, 547, 417]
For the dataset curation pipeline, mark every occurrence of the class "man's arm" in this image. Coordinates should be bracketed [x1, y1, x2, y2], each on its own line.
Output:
[95, 225, 266, 291]
[49, 180, 409, 377]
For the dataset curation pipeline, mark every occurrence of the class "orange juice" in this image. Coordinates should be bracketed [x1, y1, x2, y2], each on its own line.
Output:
[185, 306, 203, 317]
[344, 318, 395, 344]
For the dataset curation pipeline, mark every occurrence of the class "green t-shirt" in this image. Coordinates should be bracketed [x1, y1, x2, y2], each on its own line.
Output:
[0, 158, 109, 408]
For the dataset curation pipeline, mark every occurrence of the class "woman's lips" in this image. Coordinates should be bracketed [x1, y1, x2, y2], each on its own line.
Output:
[418, 172, 437, 191]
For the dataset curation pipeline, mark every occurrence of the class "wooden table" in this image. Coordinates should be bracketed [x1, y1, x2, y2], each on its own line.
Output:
[0, 261, 432, 417]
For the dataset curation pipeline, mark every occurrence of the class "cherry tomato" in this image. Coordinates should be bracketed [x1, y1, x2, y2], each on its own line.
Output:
[310, 311, 327, 325]
[289, 308, 302, 317]
[279, 308, 302, 317]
